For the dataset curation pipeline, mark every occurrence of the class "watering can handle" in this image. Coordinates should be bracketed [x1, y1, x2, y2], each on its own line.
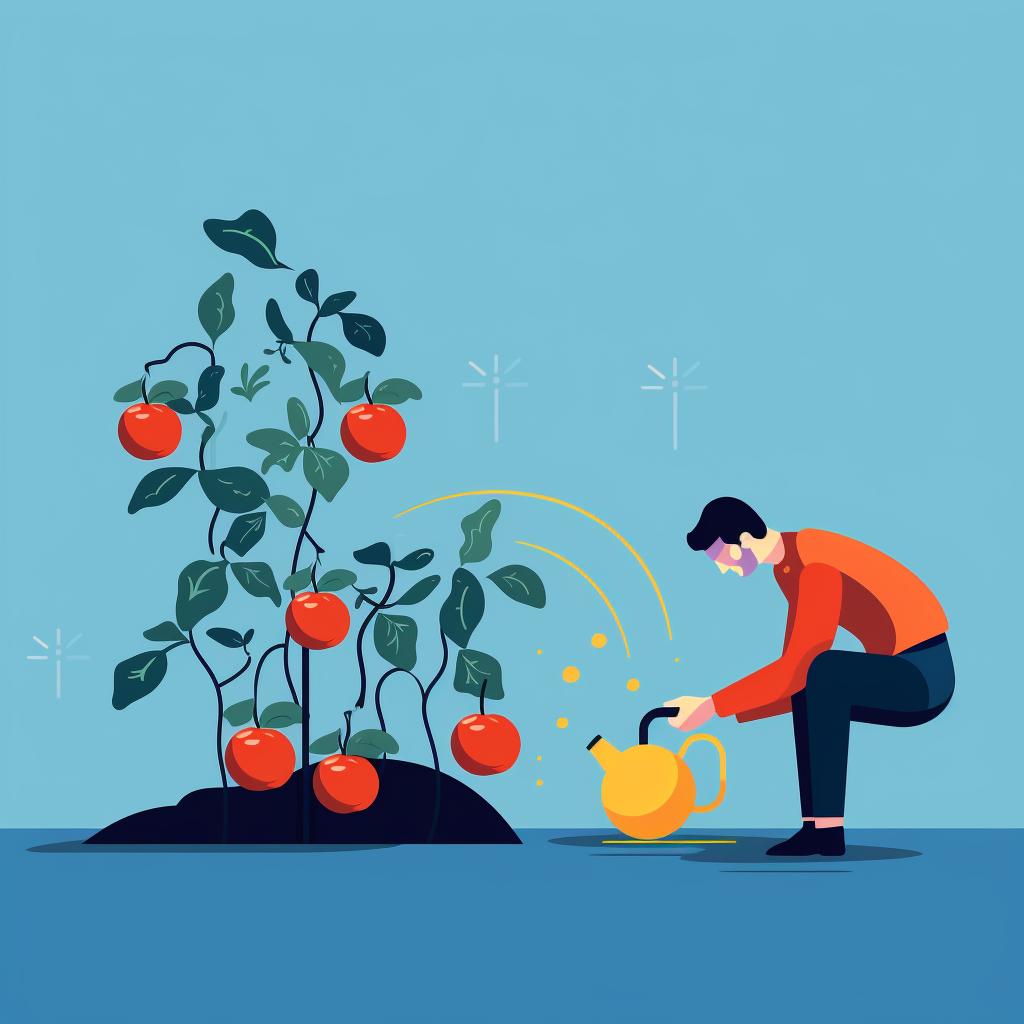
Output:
[638, 706, 679, 745]
[677, 733, 727, 813]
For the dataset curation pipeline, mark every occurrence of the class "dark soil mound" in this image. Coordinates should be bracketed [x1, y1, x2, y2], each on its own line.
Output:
[86, 758, 519, 845]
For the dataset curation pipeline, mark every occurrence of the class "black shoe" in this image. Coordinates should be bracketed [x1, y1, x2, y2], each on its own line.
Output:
[766, 823, 846, 857]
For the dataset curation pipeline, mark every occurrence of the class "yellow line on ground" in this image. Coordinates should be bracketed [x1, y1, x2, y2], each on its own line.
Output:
[514, 540, 631, 658]
[394, 490, 673, 641]
[601, 840, 738, 845]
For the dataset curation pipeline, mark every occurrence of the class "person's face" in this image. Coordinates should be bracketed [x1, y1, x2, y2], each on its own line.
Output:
[705, 538, 759, 577]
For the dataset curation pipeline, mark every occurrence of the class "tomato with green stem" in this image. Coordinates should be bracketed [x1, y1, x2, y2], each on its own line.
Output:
[451, 679, 521, 776]
[314, 711, 380, 813]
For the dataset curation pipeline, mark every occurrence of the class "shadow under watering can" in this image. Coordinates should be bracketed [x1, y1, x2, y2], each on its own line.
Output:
[588, 707, 726, 840]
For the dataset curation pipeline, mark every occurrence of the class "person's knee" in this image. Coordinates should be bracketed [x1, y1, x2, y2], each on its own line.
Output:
[803, 651, 842, 700]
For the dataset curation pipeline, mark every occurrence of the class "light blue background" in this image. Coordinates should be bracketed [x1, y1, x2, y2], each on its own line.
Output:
[2, 0, 1019, 828]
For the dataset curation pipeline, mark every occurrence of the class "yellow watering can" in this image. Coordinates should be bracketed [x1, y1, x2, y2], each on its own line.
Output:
[587, 707, 726, 840]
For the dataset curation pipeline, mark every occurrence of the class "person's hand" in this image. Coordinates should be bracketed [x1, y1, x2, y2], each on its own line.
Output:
[663, 695, 715, 731]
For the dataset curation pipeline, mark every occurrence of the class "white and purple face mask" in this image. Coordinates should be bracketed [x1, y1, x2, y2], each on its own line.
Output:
[705, 538, 759, 577]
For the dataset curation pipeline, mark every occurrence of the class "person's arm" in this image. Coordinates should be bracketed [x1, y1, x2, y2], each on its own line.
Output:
[711, 563, 843, 720]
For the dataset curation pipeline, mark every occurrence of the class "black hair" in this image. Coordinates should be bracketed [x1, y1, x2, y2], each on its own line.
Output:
[686, 497, 767, 551]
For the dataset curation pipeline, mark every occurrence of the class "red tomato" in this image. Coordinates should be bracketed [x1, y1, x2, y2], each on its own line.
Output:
[285, 592, 350, 650]
[450, 714, 521, 775]
[118, 403, 182, 460]
[313, 754, 380, 813]
[225, 728, 295, 791]
[340, 404, 406, 462]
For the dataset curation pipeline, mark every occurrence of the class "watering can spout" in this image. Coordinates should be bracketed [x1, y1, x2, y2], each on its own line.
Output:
[587, 735, 620, 773]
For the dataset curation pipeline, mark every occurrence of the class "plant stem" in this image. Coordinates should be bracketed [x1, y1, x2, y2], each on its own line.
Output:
[342, 710, 352, 755]
[301, 646, 311, 844]
[218, 653, 252, 688]
[374, 667, 425, 737]
[252, 642, 286, 726]
[207, 507, 220, 556]
[363, 373, 372, 404]
[354, 565, 396, 709]
[282, 636, 300, 704]
[144, 340, 216, 378]
[188, 629, 228, 843]
[479, 678, 488, 715]
[421, 630, 450, 843]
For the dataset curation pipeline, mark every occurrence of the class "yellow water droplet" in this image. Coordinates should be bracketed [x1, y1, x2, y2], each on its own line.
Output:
[591, 632, 608, 649]
[536, 778, 544, 787]
[556, 717, 568, 729]
[536, 648, 543, 655]
[627, 677, 640, 692]
[562, 665, 580, 684]
[673, 657, 681, 663]
[536, 754, 542, 762]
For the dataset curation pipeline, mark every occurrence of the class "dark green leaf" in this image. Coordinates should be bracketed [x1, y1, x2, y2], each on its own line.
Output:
[260, 701, 302, 728]
[296, 269, 320, 307]
[167, 397, 195, 415]
[247, 428, 302, 474]
[231, 561, 282, 607]
[265, 298, 292, 342]
[320, 291, 356, 316]
[340, 312, 386, 356]
[353, 542, 391, 566]
[223, 511, 266, 557]
[203, 209, 289, 269]
[346, 729, 399, 759]
[266, 493, 305, 528]
[243, 628, 255, 645]
[302, 446, 348, 501]
[317, 568, 357, 592]
[113, 650, 169, 710]
[486, 564, 547, 609]
[287, 397, 311, 440]
[371, 378, 422, 406]
[394, 548, 434, 571]
[199, 467, 270, 512]
[283, 565, 313, 591]
[175, 560, 229, 632]
[143, 621, 185, 643]
[453, 648, 504, 701]
[459, 499, 502, 565]
[128, 467, 197, 514]
[309, 730, 340, 755]
[440, 568, 485, 648]
[113, 379, 144, 403]
[373, 613, 418, 671]
[393, 574, 440, 606]
[195, 365, 225, 412]
[207, 627, 245, 648]
[337, 374, 370, 403]
[224, 699, 254, 726]
[198, 273, 235, 345]
[294, 341, 347, 402]
[148, 380, 188, 405]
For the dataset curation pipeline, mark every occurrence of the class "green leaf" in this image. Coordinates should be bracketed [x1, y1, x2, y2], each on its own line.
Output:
[296, 269, 320, 307]
[340, 312, 386, 356]
[231, 561, 282, 607]
[459, 499, 501, 565]
[198, 273, 235, 344]
[353, 542, 391, 566]
[371, 378, 422, 406]
[317, 568, 357, 592]
[247, 428, 302, 474]
[302, 446, 348, 501]
[440, 568, 485, 648]
[167, 397, 195, 415]
[143, 621, 185, 643]
[346, 729, 399, 760]
[195, 365, 225, 412]
[148, 380, 188, 405]
[393, 574, 440, 606]
[222, 511, 266, 557]
[283, 565, 313, 591]
[224, 699, 254, 726]
[486, 564, 547, 609]
[207, 627, 246, 648]
[113, 650, 169, 710]
[128, 467, 196, 514]
[320, 291, 356, 316]
[113, 379, 144, 403]
[233, 363, 271, 403]
[294, 341, 347, 402]
[337, 374, 369, 403]
[203, 209, 290, 270]
[394, 548, 433, 571]
[265, 298, 292, 342]
[243, 628, 255, 645]
[453, 648, 504, 701]
[175, 560, 229, 632]
[309, 730, 340, 755]
[199, 467, 270, 513]
[373, 614, 418, 671]
[287, 397, 311, 440]
[266, 494, 305, 528]
[260, 701, 302, 728]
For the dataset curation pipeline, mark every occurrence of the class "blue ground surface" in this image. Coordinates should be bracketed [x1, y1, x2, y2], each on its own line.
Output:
[1, 828, 1017, 1022]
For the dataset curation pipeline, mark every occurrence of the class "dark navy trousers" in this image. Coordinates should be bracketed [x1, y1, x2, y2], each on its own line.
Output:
[791, 635, 955, 818]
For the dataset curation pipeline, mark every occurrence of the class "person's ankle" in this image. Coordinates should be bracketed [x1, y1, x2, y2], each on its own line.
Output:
[811, 817, 844, 829]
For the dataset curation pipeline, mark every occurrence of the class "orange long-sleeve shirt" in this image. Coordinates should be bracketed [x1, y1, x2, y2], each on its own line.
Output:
[712, 530, 948, 722]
